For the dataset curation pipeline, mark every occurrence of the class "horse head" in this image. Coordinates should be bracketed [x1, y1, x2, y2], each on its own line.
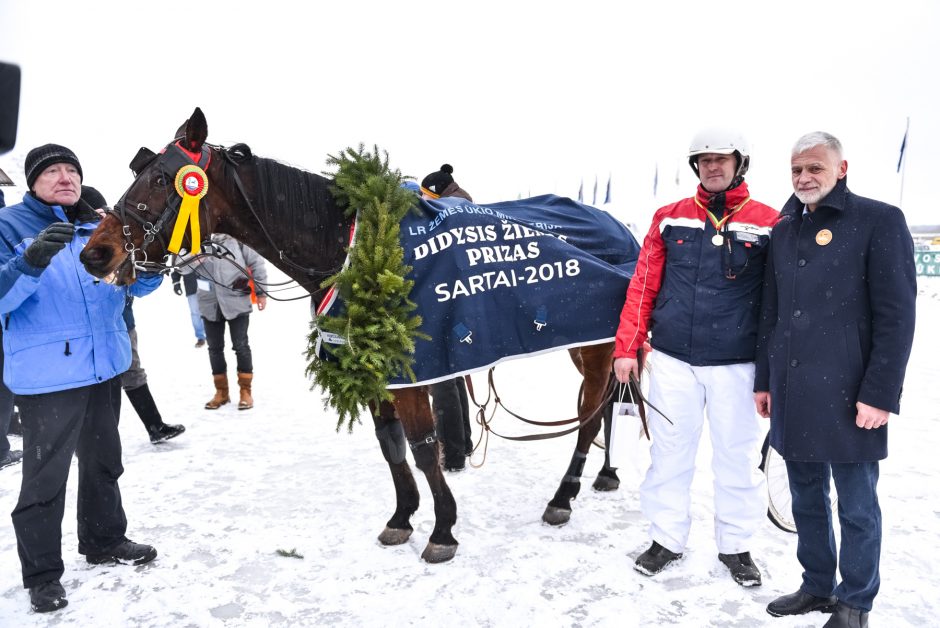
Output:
[80, 107, 234, 284]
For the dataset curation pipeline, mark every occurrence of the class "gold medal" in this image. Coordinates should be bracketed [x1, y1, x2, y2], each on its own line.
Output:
[711, 234, 724, 246]
[816, 229, 833, 246]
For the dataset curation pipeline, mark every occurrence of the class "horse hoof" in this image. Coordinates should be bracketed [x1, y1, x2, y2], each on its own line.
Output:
[377, 526, 412, 546]
[421, 543, 457, 563]
[542, 505, 571, 526]
[592, 475, 621, 492]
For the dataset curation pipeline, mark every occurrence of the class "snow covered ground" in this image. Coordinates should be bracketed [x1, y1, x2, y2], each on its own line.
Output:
[0, 275, 938, 627]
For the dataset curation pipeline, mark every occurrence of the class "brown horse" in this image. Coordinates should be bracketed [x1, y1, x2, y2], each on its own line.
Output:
[79, 107, 623, 563]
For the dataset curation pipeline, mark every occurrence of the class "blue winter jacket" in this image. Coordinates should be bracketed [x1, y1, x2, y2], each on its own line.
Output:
[0, 193, 162, 394]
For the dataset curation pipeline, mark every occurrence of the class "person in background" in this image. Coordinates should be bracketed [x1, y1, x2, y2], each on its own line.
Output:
[0, 144, 162, 613]
[756, 132, 916, 628]
[419, 164, 474, 471]
[171, 268, 207, 348]
[612, 128, 778, 586]
[0, 175, 21, 470]
[78, 186, 188, 446]
[186, 233, 267, 410]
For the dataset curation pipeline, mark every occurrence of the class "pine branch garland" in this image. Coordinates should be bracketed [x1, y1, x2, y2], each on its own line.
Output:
[305, 145, 427, 431]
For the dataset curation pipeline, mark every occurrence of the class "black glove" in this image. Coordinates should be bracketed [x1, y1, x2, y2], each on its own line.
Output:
[24, 222, 75, 269]
[230, 276, 251, 294]
[173, 281, 183, 295]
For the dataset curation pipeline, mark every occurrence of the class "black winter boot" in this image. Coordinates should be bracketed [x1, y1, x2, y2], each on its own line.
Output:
[718, 551, 762, 587]
[124, 384, 186, 444]
[634, 541, 683, 575]
[29, 580, 68, 613]
[823, 602, 869, 627]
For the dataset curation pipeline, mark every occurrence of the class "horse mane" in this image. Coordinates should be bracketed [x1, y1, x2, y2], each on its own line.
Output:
[228, 153, 348, 279]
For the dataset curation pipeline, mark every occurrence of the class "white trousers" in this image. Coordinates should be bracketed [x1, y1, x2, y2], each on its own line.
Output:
[640, 352, 766, 554]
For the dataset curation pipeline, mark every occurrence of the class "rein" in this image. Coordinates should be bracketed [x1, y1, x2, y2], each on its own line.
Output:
[465, 367, 618, 444]
[463, 349, 673, 465]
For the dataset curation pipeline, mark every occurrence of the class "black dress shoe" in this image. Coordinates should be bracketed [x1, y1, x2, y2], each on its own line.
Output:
[86, 538, 158, 565]
[823, 602, 869, 627]
[29, 580, 68, 613]
[767, 589, 838, 617]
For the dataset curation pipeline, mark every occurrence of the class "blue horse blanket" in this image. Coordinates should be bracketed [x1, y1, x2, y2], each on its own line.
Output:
[318, 194, 640, 387]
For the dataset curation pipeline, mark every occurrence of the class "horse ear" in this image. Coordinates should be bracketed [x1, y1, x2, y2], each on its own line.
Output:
[183, 107, 208, 152]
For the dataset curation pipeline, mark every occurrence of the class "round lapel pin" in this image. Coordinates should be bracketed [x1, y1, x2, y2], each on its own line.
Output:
[815, 229, 833, 246]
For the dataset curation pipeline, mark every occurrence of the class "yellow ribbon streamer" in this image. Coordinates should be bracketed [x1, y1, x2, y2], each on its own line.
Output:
[169, 165, 208, 254]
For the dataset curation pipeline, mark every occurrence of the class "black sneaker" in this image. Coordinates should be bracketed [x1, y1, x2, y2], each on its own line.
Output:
[0, 450, 23, 470]
[86, 538, 157, 566]
[29, 580, 68, 613]
[149, 423, 186, 444]
[634, 541, 683, 576]
[719, 551, 762, 587]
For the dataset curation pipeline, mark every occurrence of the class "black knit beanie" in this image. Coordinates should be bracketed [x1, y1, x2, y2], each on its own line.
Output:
[80, 185, 108, 210]
[25, 143, 83, 189]
[421, 164, 455, 197]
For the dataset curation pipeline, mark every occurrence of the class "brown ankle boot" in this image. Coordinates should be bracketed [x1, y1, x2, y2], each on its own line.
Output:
[205, 373, 230, 409]
[237, 372, 253, 410]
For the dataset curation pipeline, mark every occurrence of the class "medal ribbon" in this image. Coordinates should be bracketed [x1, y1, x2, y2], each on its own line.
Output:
[169, 165, 208, 254]
[695, 195, 752, 233]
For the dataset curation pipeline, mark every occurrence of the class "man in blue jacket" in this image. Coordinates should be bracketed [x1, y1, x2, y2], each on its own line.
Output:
[0, 144, 163, 613]
[755, 132, 916, 628]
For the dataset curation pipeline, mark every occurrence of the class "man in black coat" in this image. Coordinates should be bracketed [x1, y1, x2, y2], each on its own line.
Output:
[755, 132, 916, 628]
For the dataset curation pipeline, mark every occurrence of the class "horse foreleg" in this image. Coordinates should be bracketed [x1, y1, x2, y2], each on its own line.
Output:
[392, 389, 459, 563]
[373, 405, 420, 546]
[542, 343, 614, 526]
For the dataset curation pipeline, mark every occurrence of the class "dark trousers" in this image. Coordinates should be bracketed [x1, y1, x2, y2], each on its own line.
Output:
[429, 377, 471, 466]
[204, 314, 252, 374]
[786, 459, 881, 611]
[12, 378, 128, 587]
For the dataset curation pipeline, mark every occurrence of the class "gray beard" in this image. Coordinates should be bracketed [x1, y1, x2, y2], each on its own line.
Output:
[794, 183, 834, 206]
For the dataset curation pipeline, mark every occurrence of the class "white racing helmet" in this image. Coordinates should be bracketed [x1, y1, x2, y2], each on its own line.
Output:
[688, 127, 750, 179]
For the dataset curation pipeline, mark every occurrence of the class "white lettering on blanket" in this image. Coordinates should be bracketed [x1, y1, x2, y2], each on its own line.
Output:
[434, 259, 581, 302]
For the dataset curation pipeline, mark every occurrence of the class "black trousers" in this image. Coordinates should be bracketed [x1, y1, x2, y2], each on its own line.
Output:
[429, 377, 471, 466]
[12, 378, 128, 588]
[204, 314, 252, 374]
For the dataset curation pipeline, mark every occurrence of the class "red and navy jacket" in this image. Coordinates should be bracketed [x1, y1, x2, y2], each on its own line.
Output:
[614, 182, 778, 366]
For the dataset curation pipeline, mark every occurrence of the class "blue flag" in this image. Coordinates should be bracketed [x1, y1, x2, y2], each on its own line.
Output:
[317, 195, 640, 386]
[604, 175, 612, 204]
[653, 163, 659, 197]
[577, 180, 583, 202]
[592, 176, 598, 205]
[897, 119, 909, 173]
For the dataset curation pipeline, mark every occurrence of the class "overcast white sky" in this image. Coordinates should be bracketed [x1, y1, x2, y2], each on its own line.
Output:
[1, 0, 938, 227]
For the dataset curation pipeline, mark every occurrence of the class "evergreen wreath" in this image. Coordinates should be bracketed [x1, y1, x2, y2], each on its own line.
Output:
[305, 145, 428, 431]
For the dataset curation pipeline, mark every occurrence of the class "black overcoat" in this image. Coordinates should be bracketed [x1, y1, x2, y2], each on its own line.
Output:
[754, 177, 916, 462]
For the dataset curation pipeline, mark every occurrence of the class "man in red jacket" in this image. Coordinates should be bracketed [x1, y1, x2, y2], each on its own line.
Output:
[613, 128, 778, 586]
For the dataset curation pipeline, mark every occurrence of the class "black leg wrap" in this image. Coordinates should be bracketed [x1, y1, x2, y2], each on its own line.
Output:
[375, 419, 407, 465]
[562, 450, 588, 483]
[409, 431, 439, 471]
